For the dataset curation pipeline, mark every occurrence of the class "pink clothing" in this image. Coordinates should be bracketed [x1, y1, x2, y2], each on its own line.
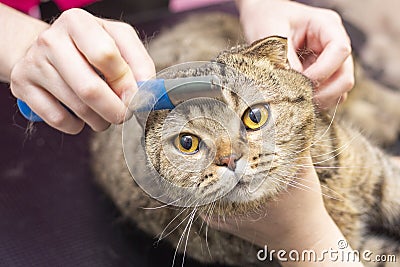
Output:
[1, 0, 97, 14]
[169, 0, 232, 12]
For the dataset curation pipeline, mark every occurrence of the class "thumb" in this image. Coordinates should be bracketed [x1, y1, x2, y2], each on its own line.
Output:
[287, 39, 303, 72]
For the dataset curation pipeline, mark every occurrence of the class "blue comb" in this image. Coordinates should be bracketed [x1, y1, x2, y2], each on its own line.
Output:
[17, 76, 221, 122]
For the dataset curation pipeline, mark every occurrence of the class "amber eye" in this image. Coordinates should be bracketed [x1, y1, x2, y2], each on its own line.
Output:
[175, 133, 200, 154]
[242, 104, 270, 130]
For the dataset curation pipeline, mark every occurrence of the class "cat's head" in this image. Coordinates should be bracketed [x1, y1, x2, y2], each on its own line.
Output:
[143, 36, 315, 214]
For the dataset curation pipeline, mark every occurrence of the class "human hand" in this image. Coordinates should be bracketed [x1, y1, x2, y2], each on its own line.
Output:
[204, 155, 327, 248]
[236, 0, 354, 109]
[10, 8, 155, 134]
[203, 155, 362, 266]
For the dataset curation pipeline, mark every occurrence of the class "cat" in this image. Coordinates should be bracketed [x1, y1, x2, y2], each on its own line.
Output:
[91, 13, 400, 267]
[149, 12, 400, 147]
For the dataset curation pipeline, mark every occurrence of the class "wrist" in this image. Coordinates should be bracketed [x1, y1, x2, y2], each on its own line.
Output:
[235, 0, 293, 43]
[0, 4, 49, 82]
[259, 205, 331, 249]
[269, 210, 363, 267]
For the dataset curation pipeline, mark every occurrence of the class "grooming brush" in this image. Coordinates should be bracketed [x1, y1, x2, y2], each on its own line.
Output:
[17, 75, 222, 122]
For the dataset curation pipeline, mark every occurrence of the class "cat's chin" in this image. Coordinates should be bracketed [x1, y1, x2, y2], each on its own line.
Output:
[200, 178, 282, 216]
[221, 179, 279, 204]
[198, 163, 283, 214]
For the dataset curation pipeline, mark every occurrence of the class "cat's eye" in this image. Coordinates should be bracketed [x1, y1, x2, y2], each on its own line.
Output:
[242, 104, 270, 130]
[175, 133, 200, 154]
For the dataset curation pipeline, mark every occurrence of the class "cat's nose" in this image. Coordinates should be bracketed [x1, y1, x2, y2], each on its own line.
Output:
[217, 154, 241, 171]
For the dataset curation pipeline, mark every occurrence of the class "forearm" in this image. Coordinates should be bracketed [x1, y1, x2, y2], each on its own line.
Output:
[0, 4, 49, 82]
[257, 169, 364, 267]
[214, 158, 365, 267]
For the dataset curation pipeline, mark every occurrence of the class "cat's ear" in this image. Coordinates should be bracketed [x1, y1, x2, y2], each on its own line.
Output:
[241, 36, 290, 69]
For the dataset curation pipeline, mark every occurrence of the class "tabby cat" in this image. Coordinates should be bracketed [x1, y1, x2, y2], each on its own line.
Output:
[91, 13, 400, 266]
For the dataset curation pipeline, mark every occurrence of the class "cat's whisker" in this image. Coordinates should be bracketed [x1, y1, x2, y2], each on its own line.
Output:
[172, 207, 198, 267]
[272, 162, 346, 200]
[270, 166, 344, 200]
[275, 135, 341, 160]
[217, 199, 224, 229]
[290, 176, 344, 200]
[181, 207, 198, 267]
[291, 96, 342, 156]
[158, 207, 192, 242]
[266, 160, 346, 200]
[293, 164, 371, 171]
[203, 202, 216, 259]
[290, 130, 360, 169]
[140, 196, 186, 210]
[270, 176, 315, 194]
[310, 141, 341, 149]
[198, 201, 216, 252]
[305, 133, 361, 166]
[312, 95, 341, 138]
[266, 174, 293, 189]
[269, 176, 299, 194]
[198, 207, 210, 233]
[303, 136, 356, 160]
[312, 165, 365, 169]
[158, 194, 203, 242]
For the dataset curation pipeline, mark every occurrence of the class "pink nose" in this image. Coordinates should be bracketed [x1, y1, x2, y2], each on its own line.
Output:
[218, 154, 240, 171]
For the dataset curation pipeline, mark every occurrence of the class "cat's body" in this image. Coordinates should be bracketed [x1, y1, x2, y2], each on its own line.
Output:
[91, 13, 400, 266]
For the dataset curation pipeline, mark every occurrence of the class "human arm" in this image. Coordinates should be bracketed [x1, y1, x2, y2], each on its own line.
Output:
[0, 4, 49, 81]
[235, 0, 354, 109]
[0, 5, 155, 134]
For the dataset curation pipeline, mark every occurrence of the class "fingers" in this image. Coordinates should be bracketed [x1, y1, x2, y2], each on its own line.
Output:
[31, 55, 111, 131]
[100, 20, 156, 81]
[295, 9, 354, 109]
[45, 77, 111, 132]
[302, 9, 352, 82]
[11, 47, 110, 133]
[303, 41, 352, 87]
[10, 8, 155, 134]
[38, 28, 128, 125]
[57, 9, 135, 100]
[313, 55, 354, 109]
[287, 38, 303, 72]
[99, 19, 156, 105]
[11, 82, 85, 134]
[56, 9, 155, 120]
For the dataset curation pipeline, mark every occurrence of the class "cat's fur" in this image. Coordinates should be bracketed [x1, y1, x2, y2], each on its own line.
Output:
[91, 13, 400, 266]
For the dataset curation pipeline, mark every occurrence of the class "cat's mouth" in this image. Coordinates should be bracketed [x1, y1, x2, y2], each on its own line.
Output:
[221, 179, 264, 204]
[214, 158, 268, 203]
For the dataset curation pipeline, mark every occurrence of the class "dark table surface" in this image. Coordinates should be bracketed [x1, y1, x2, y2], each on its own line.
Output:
[0, 1, 387, 267]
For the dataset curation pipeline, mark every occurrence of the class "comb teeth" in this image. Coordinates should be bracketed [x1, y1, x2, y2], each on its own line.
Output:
[165, 75, 222, 106]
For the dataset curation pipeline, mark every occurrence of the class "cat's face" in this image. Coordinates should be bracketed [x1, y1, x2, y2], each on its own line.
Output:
[144, 37, 315, 214]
